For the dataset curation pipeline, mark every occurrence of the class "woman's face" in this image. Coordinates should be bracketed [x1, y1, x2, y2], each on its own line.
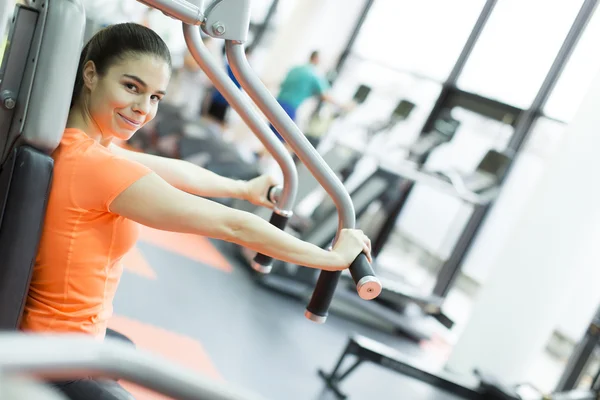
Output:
[84, 53, 171, 141]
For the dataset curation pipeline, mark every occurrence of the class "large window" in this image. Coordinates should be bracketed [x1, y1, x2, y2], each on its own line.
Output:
[324, 55, 443, 153]
[249, 0, 275, 23]
[458, 0, 584, 109]
[545, 7, 600, 123]
[353, 0, 486, 82]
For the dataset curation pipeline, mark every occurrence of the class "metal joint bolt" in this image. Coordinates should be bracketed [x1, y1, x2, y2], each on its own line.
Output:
[1, 91, 16, 110]
[212, 22, 226, 36]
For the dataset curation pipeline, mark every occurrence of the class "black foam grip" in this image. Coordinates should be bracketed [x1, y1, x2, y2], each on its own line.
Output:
[348, 253, 376, 286]
[253, 212, 289, 266]
[305, 270, 342, 319]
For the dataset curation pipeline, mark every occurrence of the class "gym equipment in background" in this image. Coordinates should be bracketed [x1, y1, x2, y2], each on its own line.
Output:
[238, 110, 507, 341]
[317, 0, 600, 396]
[303, 83, 373, 149]
[318, 333, 599, 400]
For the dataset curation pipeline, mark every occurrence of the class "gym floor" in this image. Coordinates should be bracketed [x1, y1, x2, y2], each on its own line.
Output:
[109, 225, 464, 400]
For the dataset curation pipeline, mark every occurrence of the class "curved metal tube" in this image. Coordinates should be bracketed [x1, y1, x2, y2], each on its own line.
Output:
[225, 41, 381, 322]
[181, 24, 297, 213]
[137, 0, 204, 25]
[0, 334, 265, 400]
[226, 41, 354, 236]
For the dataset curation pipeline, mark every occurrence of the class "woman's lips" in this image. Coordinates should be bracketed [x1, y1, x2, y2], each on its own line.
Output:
[118, 113, 142, 128]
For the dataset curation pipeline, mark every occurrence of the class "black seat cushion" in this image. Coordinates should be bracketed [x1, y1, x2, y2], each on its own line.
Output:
[475, 369, 521, 400]
[0, 146, 53, 330]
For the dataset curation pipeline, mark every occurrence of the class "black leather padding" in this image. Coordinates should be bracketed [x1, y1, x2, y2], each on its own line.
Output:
[0, 146, 53, 330]
[475, 369, 521, 400]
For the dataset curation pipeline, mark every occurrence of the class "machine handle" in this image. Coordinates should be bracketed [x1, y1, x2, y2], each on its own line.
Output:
[251, 211, 290, 274]
[224, 41, 382, 323]
[348, 253, 381, 300]
[181, 23, 297, 214]
[304, 253, 381, 323]
[305, 271, 342, 323]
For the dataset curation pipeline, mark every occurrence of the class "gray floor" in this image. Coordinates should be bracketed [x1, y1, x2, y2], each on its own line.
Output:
[113, 239, 467, 400]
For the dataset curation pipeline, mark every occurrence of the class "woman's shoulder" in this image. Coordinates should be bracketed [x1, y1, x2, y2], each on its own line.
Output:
[58, 129, 117, 159]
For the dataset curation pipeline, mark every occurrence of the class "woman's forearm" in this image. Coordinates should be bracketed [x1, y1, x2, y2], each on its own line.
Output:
[110, 145, 248, 199]
[225, 210, 343, 271]
[176, 159, 248, 199]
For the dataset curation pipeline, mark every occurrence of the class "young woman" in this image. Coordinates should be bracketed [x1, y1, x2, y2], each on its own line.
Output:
[20, 23, 371, 399]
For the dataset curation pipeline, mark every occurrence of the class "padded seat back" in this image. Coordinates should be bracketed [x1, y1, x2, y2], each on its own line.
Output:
[0, 146, 52, 329]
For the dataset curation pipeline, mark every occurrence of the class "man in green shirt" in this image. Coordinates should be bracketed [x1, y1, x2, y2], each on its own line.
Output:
[271, 51, 348, 143]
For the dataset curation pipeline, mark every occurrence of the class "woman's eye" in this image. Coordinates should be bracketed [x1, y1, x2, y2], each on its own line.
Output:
[151, 95, 162, 102]
[125, 83, 138, 92]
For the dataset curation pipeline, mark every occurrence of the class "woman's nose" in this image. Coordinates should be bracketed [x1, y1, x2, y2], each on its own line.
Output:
[132, 97, 151, 115]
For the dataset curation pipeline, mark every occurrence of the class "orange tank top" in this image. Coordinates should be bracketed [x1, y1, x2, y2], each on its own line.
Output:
[20, 128, 152, 340]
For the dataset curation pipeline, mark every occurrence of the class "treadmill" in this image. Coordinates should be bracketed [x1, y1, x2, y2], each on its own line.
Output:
[250, 112, 485, 341]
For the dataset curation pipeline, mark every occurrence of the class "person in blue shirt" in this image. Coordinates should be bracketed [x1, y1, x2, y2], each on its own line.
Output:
[272, 50, 349, 142]
[206, 62, 241, 125]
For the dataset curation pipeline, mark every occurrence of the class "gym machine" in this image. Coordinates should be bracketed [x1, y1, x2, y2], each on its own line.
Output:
[0, 334, 267, 400]
[298, 97, 417, 226]
[0, 0, 382, 395]
[302, 83, 373, 149]
[318, 333, 599, 400]
[217, 11, 382, 318]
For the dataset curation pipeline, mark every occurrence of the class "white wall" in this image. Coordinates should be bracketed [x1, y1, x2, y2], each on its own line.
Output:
[445, 66, 600, 383]
[260, 0, 368, 85]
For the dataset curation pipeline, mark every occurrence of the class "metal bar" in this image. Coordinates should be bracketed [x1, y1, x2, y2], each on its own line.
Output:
[432, 205, 487, 297]
[226, 42, 354, 236]
[444, 89, 522, 126]
[432, 0, 599, 299]
[136, 0, 204, 25]
[447, 0, 498, 86]
[592, 366, 600, 391]
[335, 359, 362, 381]
[371, 180, 412, 257]
[329, 0, 375, 83]
[358, 346, 482, 400]
[311, 0, 374, 116]
[556, 304, 600, 391]
[507, 0, 598, 152]
[328, 341, 353, 378]
[419, 0, 498, 135]
[317, 369, 348, 400]
[556, 334, 598, 391]
[182, 24, 297, 212]
[0, 334, 265, 400]
[225, 41, 381, 316]
[246, 0, 278, 52]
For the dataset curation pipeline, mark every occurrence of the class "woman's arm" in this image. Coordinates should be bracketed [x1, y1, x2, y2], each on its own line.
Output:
[110, 173, 370, 270]
[110, 144, 249, 200]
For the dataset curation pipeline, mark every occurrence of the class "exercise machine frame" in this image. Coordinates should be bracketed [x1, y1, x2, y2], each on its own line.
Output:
[0, 0, 383, 396]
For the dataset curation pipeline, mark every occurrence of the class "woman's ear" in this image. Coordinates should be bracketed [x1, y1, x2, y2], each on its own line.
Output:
[82, 60, 98, 92]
